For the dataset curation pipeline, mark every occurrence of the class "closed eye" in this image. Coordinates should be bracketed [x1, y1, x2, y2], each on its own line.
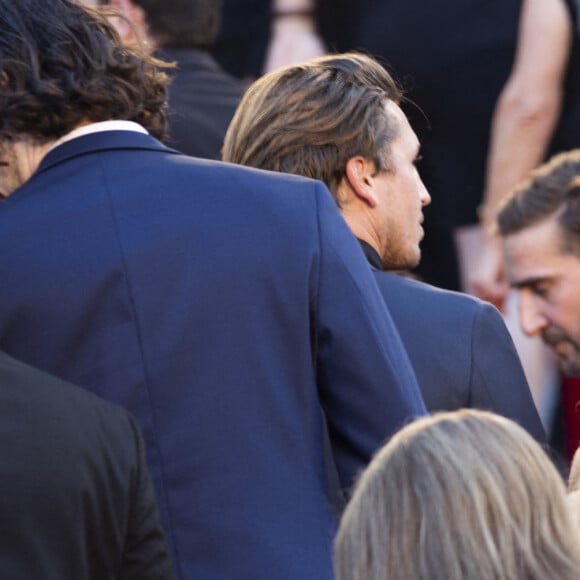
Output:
[531, 284, 550, 298]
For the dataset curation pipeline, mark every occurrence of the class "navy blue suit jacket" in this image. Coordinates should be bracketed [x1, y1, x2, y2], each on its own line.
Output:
[359, 244, 545, 442]
[0, 130, 425, 580]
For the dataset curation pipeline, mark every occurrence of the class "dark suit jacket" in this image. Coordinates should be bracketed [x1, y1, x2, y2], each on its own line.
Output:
[161, 47, 246, 159]
[0, 130, 425, 580]
[359, 243, 545, 442]
[0, 350, 172, 579]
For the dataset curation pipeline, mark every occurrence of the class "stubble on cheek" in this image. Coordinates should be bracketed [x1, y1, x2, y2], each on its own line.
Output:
[542, 326, 580, 376]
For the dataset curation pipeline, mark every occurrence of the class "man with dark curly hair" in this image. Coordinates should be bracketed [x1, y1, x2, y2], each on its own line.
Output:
[0, 1, 426, 579]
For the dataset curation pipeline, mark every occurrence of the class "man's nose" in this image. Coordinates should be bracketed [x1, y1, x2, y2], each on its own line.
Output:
[519, 290, 548, 336]
[419, 182, 431, 207]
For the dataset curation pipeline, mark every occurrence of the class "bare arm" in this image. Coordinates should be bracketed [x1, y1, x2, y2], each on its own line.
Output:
[263, 0, 326, 73]
[469, 0, 572, 305]
[482, 0, 571, 221]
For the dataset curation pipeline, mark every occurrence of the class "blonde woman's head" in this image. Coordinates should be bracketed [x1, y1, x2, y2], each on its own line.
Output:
[335, 409, 580, 580]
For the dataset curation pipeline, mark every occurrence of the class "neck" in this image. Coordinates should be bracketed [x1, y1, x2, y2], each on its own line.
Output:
[1, 139, 55, 198]
[341, 210, 382, 259]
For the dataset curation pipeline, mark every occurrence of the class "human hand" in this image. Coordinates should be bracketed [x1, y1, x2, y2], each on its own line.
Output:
[467, 229, 509, 312]
[263, 15, 326, 73]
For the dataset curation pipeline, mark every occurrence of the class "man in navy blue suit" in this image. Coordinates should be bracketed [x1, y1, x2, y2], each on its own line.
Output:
[223, 52, 546, 443]
[0, 3, 425, 579]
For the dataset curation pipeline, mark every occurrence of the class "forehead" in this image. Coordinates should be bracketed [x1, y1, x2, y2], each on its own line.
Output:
[384, 101, 419, 156]
[503, 217, 580, 284]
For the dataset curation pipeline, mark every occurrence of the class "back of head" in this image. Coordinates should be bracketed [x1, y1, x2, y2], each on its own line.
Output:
[131, 0, 221, 48]
[222, 52, 402, 200]
[335, 409, 580, 580]
[496, 149, 580, 256]
[0, 0, 170, 142]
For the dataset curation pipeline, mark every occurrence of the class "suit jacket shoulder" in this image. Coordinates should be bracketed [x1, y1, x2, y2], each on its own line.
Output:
[372, 272, 545, 441]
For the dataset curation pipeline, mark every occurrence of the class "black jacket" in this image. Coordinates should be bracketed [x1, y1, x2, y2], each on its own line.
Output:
[0, 351, 173, 579]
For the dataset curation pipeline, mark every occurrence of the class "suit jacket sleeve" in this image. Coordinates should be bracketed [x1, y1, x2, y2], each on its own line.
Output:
[119, 413, 175, 580]
[469, 302, 547, 443]
[312, 182, 426, 490]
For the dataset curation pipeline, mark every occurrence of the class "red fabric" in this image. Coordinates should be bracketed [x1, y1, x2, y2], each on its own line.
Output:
[562, 376, 580, 462]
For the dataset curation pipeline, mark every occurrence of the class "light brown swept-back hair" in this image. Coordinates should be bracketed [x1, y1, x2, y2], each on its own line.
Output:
[496, 149, 580, 256]
[222, 52, 402, 204]
[335, 409, 580, 580]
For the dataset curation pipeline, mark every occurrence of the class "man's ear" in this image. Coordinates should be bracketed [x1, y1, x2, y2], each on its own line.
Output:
[344, 156, 379, 208]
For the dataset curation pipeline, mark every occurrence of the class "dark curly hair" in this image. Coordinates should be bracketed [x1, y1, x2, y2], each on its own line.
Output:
[0, 0, 171, 142]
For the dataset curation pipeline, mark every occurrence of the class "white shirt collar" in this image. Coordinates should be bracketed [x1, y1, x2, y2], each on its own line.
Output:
[47, 120, 148, 154]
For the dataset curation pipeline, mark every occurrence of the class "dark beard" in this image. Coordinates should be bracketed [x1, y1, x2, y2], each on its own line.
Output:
[542, 326, 580, 376]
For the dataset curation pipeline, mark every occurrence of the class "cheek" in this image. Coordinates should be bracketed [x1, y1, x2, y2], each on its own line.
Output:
[544, 291, 579, 331]
[563, 292, 580, 329]
[405, 171, 423, 201]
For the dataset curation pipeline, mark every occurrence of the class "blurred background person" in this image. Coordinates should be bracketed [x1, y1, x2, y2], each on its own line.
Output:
[335, 409, 580, 580]
[469, 0, 580, 462]
[97, 0, 246, 158]
[213, 0, 325, 80]
[470, 0, 578, 305]
[496, 151, 580, 461]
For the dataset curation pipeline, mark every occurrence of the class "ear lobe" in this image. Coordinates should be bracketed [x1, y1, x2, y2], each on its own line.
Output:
[344, 157, 379, 208]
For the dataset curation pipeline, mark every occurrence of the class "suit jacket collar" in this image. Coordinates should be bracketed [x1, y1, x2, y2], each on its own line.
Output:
[36, 130, 180, 176]
[158, 46, 226, 75]
[357, 238, 383, 271]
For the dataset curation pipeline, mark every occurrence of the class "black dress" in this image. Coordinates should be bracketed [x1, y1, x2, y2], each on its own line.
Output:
[321, 0, 580, 289]
[342, 0, 521, 288]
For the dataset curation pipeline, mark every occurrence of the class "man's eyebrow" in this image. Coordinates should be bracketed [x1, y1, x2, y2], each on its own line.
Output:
[510, 275, 550, 289]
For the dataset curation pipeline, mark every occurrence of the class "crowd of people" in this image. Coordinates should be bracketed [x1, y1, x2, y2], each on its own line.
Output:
[1, 0, 580, 578]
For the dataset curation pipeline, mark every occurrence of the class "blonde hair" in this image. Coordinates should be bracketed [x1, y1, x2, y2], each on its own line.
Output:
[222, 52, 402, 203]
[335, 409, 580, 580]
[569, 446, 580, 492]
[567, 448, 580, 528]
